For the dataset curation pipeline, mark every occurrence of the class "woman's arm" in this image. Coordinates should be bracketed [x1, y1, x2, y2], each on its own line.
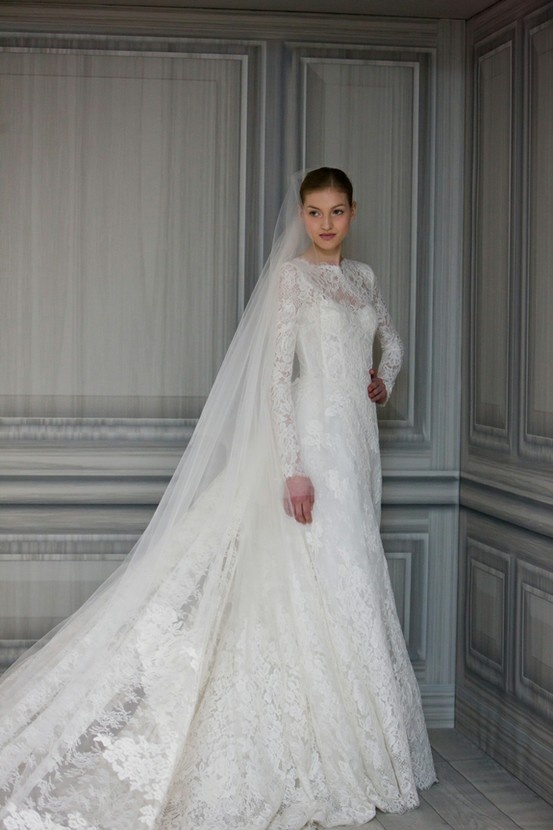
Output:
[270, 262, 314, 524]
[367, 268, 404, 403]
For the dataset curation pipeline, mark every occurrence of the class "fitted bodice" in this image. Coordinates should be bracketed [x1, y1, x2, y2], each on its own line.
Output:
[270, 257, 403, 479]
[295, 290, 378, 393]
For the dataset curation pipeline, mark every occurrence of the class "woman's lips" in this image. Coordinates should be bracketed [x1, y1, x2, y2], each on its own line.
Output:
[319, 233, 336, 240]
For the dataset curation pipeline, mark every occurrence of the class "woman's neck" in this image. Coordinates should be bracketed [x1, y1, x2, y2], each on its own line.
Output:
[300, 243, 343, 265]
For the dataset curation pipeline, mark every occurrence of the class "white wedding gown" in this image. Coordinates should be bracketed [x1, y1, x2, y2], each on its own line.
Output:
[0, 258, 436, 830]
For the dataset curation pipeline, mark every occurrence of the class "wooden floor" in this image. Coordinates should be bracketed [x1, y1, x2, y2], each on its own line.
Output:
[338, 729, 553, 830]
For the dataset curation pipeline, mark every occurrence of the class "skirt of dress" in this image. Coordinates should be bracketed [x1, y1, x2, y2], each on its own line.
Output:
[0, 401, 436, 830]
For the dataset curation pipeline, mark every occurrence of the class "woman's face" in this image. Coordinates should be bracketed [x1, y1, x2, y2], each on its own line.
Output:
[300, 187, 356, 259]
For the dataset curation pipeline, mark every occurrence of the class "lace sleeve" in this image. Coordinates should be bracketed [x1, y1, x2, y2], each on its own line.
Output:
[366, 267, 404, 400]
[270, 261, 306, 479]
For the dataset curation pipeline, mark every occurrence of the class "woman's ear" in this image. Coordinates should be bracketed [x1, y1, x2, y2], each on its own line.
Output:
[351, 200, 357, 218]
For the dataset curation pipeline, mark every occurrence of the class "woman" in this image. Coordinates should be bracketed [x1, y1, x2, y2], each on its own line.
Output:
[0, 168, 435, 829]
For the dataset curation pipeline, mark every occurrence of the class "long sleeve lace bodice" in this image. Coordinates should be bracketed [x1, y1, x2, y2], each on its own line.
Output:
[270, 258, 403, 480]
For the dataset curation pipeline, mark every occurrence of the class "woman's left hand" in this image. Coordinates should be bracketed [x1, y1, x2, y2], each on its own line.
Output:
[367, 368, 388, 404]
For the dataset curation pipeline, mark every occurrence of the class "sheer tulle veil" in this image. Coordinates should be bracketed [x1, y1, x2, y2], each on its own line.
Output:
[0, 172, 312, 821]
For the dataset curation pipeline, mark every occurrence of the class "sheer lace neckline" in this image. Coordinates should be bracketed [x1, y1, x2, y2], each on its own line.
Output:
[296, 256, 348, 269]
[293, 257, 368, 309]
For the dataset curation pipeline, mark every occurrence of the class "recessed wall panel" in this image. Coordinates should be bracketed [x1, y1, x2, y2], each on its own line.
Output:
[472, 42, 512, 436]
[302, 58, 419, 426]
[522, 586, 553, 695]
[469, 561, 504, 665]
[0, 49, 246, 418]
[382, 532, 428, 664]
[526, 20, 553, 442]
[0, 535, 130, 642]
[464, 533, 512, 690]
[516, 560, 553, 721]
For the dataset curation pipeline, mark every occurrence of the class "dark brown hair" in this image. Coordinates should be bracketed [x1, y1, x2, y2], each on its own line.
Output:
[299, 167, 353, 206]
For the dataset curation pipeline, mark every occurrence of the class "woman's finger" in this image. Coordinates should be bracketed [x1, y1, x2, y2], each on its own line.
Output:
[293, 498, 305, 524]
[292, 496, 314, 524]
[368, 378, 387, 403]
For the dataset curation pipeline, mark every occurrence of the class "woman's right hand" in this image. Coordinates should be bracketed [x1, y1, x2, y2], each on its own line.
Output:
[284, 476, 315, 524]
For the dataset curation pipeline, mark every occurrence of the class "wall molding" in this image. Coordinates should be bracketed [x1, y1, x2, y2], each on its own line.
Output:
[382, 532, 430, 662]
[520, 10, 553, 458]
[461, 474, 553, 538]
[0, 6, 440, 45]
[289, 41, 433, 442]
[0, 533, 132, 648]
[465, 539, 513, 691]
[458, 503, 553, 804]
[0, 463, 461, 509]
[468, 32, 514, 449]
[469, 0, 552, 41]
[516, 559, 553, 721]
[383, 471, 459, 505]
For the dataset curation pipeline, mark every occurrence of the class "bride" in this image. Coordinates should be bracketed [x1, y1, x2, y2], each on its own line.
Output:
[0, 167, 436, 829]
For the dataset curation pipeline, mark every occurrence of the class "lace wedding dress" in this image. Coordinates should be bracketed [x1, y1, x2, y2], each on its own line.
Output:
[0, 257, 436, 830]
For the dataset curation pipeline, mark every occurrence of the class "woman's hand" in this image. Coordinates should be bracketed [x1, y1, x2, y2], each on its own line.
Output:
[367, 368, 388, 404]
[284, 476, 315, 524]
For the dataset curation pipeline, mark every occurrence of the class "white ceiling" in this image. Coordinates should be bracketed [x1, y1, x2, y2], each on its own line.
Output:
[30, 0, 500, 21]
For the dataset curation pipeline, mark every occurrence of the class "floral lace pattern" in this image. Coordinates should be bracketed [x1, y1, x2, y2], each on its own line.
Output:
[270, 258, 403, 479]
[0, 257, 435, 829]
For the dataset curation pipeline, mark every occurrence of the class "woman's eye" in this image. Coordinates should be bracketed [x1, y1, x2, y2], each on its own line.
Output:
[333, 209, 344, 215]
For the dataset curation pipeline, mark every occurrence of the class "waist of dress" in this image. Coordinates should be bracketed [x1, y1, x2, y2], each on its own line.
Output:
[294, 371, 371, 390]
[293, 374, 374, 407]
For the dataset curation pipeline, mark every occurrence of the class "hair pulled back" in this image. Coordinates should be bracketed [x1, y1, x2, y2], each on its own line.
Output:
[299, 167, 353, 206]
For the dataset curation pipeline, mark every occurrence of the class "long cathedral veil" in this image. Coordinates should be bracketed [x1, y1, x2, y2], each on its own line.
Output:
[0, 172, 311, 824]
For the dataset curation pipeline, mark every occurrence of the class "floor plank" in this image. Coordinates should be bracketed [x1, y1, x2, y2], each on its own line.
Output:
[321, 730, 553, 829]
[451, 756, 553, 830]
[376, 799, 451, 828]
[422, 757, 523, 830]
[428, 728, 487, 762]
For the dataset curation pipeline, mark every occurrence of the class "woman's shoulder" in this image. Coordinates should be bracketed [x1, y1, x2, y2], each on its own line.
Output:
[279, 257, 315, 286]
[343, 258, 376, 288]
[343, 258, 375, 277]
[277, 258, 313, 302]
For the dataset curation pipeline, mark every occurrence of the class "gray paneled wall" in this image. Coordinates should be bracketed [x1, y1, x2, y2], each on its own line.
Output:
[0, 48, 249, 419]
[459, 0, 553, 804]
[0, 7, 465, 727]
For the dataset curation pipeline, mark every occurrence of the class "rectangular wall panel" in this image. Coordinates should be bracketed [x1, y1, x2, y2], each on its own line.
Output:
[300, 55, 423, 429]
[0, 535, 130, 661]
[516, 560, 553, 721]
[458, 502, 553, 801]
[471, 41, 512, 437]
[525, 19, 553, 443]
[0, 48, 246, 419]
[465, 538, 511, 689]
[382, 533, 429, 664]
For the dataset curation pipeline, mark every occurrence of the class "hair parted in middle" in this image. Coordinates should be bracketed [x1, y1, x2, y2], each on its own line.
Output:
[299, 167, 354, 207]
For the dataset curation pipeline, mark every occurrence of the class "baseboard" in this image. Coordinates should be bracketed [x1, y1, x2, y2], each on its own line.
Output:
[421, 683, 455, 728]
[456, 683, 553, 806]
